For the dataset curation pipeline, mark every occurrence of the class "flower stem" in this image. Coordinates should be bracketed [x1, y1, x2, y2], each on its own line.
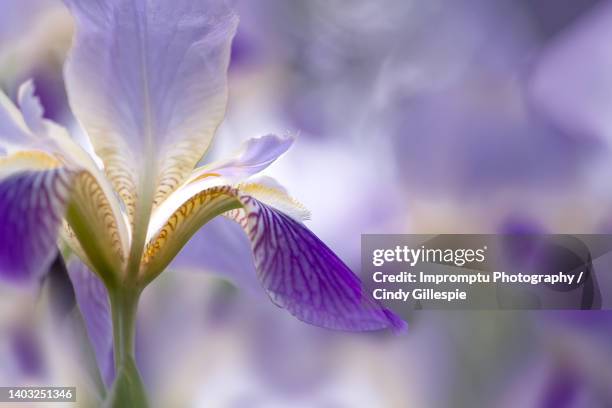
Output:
[110, 288, 139, 366]
[106, 287, 148, 408]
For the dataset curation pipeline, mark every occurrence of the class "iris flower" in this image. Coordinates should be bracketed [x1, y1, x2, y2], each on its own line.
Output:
[0, 0, 404, 405]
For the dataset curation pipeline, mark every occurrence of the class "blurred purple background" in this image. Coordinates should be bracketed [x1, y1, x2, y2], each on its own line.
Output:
[2, 0, 612, 406]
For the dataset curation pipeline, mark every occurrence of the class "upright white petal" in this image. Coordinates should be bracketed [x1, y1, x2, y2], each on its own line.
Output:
[63, 0, 238, 228]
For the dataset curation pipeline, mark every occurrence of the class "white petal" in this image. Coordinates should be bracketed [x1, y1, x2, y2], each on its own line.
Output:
[63, 0, 239, 223]
[189, 134, 294, 184]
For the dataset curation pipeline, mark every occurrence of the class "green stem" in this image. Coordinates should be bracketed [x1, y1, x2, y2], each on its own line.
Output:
[110, 289, 140, 367]
[105, 288, 148, 408]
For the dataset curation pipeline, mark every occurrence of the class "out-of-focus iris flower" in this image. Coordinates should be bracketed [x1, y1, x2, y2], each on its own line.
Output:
[0, 0, 71, 122]
[530, 0, 612, 144]
[0, 0, 403, 404]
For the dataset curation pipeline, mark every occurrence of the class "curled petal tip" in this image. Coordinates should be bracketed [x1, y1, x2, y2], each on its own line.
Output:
[183, 133, 295, 189]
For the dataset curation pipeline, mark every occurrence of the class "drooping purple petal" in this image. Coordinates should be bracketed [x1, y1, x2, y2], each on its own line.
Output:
[0, 168, 73, 282]
[67, 258, 114, 387]
[144, 182, 404, 331]
[227, 193, 406, 332]
[63, 0, 239, 216]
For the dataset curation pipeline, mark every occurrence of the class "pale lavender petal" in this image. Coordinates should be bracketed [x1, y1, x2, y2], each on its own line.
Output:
[0, 81, 81, 165]
[17, 80, 45, 135]
[227, 194, 406, 332]
[67, 258, 114, 387]
[0, 88, 34, 149]
[63, 0, 239, 214]
[0, 168, 73, 282]
[193, 134, 294, 183]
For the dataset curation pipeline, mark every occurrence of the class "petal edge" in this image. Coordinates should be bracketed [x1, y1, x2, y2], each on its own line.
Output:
[227, 194, 406, 332]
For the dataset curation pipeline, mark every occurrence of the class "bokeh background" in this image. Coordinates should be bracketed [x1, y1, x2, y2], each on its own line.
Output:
[1, 0, 612, 407]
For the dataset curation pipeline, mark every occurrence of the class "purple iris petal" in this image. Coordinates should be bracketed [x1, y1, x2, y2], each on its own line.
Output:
[228, 195, 406, 332]
[0, 169, 72, 282]
[67, 259, 114, 387]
